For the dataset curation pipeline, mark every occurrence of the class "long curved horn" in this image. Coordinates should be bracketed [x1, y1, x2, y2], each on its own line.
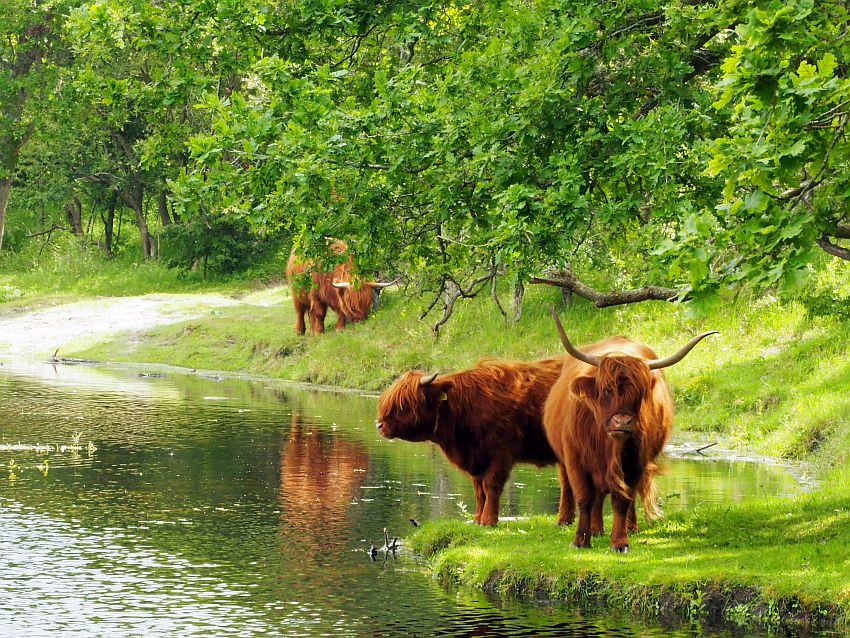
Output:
[646, 331, 719, 370]
[550, 306, 601, 367]
[367, 278, 399, 289]
[419, 372, 438, 386]
[334, 278, 398, 289]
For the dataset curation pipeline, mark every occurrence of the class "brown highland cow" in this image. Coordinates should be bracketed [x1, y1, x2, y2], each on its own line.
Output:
[286, 239, 392, 335]
[543, 308, 717, 552]
[376, 357, 568, 526]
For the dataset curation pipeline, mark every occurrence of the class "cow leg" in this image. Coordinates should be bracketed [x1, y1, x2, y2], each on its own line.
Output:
[627, 500, 638, 533]
[293, 298, 307, 335]
[479, 469, 508, 526]
[555, 463, 575, 526]
[609, 491, 633, 553]
[567, 467, 595, 548]
[471, 478, 485, 524]
[334, 311, 347, 331]
[590, 491, 605, 536]
[309, 300, 327, 334]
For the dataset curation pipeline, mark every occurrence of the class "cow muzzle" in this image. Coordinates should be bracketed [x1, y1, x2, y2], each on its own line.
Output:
[376, 421, 392, 438]
[607, 413, 635, 440]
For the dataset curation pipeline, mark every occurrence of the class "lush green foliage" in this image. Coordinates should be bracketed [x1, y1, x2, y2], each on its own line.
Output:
[177, 0, 730, 298]
[160, 212, 284, 277]
[676, 0, 850, 311]
[3, 0, 849, 319]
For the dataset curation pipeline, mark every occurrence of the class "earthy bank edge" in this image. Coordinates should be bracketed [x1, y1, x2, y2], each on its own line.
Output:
[407, 519, 848, 636]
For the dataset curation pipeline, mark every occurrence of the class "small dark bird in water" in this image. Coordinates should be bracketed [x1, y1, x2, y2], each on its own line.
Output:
[409, 518, 419, 527]
[368, 543, 378, 560]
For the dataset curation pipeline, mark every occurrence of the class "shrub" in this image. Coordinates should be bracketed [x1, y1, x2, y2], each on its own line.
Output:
[160, 213, 284, 278]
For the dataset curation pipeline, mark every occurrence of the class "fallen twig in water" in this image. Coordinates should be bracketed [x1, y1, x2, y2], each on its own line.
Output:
[695, 441, 718, 456]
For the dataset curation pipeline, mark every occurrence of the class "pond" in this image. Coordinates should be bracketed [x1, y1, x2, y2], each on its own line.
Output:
[0, 363, 807, 637]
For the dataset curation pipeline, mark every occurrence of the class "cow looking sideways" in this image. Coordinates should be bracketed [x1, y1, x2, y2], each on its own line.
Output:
[286, 240, 393, 335]
[376, 357, 567, 526]
[543, 308, 717, 552]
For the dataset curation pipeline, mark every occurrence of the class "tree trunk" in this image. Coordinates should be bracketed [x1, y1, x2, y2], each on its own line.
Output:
[101, 191, 117, 256]
[158, 188, 172, 227]
[136, 193, 152, 258]
[63, 195, 84, 236]
[118, 184, 152, 258]
[511, 277, 524, 324]
[0, 176, 11, 252]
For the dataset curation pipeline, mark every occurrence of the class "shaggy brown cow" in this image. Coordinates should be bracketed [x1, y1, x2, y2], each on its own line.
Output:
[376, 357, 567, 526]
[286, 239, 392, 335]
[543, 308, 717, 552]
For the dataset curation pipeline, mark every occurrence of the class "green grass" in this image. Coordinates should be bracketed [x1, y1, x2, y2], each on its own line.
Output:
[408, 463, 850, 632]
[0, 233, 285, 307]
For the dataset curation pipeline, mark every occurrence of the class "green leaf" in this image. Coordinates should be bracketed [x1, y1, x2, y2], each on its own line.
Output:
[817, 52, 838, 78]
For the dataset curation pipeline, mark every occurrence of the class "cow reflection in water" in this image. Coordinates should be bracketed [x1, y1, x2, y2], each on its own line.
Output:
[278, 413, 370, 563]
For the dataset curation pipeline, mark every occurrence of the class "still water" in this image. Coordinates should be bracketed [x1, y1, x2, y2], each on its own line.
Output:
[0, 363, 805, 637]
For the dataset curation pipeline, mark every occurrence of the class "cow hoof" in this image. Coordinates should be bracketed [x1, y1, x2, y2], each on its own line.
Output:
[612, 545, 629, 553]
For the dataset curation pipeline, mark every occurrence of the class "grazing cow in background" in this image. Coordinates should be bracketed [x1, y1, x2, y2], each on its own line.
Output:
[376, 357, 568, 526]
[543, 308, 717, 552]
[286, 240, 393, 335]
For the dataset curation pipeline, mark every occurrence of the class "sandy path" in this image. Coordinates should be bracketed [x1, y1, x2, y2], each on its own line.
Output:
[0, 289, 284, 362]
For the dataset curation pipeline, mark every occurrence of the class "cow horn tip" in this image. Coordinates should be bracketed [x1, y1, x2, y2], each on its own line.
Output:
[419, 372, 438, 386]
[370, 278, 399, 289]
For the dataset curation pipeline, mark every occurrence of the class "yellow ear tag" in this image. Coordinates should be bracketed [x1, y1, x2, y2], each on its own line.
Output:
[440, 392, 448, 401]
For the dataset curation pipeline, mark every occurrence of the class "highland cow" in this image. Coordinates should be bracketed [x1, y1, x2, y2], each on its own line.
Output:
[543, 308, 717, 552]
[286, 239, 392, 335]
[376, 357, 568, 525]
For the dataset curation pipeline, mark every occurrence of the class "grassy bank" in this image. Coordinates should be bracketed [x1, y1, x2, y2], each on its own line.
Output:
[0, 235, 280, 309]
[407, 462, 850, 634]
[8, 253, 850, 633]
[68, 280, 850, 467]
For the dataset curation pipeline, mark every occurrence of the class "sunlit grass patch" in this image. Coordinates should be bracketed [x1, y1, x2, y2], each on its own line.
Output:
[410, 490, 850, 629]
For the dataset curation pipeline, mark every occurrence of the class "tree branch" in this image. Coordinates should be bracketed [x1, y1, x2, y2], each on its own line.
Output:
[26, 224, 69, 238]
[529, 267, 684, 308]
[431, 271, 497, 335]
[816, 235, 850, 261]
[834, 222, 850, 239]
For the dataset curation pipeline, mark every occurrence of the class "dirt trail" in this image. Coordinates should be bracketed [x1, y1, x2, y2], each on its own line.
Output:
[0, 290, 283, 362]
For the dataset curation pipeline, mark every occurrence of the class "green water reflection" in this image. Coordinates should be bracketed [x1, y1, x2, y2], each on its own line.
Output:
[0, 363, 804, 637]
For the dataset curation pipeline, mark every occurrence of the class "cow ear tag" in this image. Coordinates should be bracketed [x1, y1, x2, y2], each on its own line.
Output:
[440, 392, 448, 402]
